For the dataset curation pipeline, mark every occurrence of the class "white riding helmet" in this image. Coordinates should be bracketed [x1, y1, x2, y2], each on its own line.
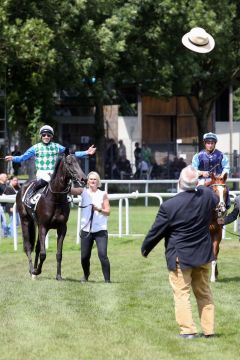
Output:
[203, 132, 218, 142]
[39, 125, 54, 136]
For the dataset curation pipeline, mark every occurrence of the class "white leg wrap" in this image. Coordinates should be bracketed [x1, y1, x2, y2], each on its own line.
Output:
[210, 260, 217, 282]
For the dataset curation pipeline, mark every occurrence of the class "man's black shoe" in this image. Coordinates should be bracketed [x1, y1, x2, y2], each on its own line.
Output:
[203, 334, 215, 338]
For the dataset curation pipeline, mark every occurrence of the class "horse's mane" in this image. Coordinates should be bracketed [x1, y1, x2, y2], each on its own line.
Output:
[51, 155, 63, 180]
[51, 148, 70, 180]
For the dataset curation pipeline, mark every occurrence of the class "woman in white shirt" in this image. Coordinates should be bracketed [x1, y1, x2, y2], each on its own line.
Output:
[72, 171, 111, 283]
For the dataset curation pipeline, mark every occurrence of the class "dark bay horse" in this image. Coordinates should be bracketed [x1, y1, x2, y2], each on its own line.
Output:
[16, 149, 86, 280]
[207, 173, 228, 282]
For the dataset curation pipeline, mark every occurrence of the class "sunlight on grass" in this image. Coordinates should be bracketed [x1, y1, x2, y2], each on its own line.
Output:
[0, 206, 240, 360]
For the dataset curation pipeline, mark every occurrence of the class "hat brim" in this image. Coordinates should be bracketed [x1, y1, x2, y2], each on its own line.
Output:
[181, 32, 215, 53]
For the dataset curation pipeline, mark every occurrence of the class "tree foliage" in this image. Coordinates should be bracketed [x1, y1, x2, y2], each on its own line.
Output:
[1, 0, 240, 163]
[117, 0, 240, 148]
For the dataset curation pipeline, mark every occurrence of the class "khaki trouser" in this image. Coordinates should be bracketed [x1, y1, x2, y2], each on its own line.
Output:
[169, 263, 214, 335]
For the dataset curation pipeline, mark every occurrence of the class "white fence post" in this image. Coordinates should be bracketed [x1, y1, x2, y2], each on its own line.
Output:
[1, 180, 239, 249]
[118, 198, 123, 237]
[145, 183, 148, 207]
[125, 198, 129, 235]
[12, 203, 18, 251]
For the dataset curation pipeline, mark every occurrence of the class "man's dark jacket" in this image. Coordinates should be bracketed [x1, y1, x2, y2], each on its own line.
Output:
[141, 186, 219, 270]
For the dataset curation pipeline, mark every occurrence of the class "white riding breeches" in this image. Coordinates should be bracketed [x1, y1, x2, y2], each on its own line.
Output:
[36, 170, 53, 182]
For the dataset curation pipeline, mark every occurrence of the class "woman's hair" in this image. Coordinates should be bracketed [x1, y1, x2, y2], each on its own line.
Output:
[87, 171, 102, 188]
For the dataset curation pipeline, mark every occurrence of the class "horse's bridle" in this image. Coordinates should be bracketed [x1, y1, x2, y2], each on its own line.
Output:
[48, 154, 85, 195]
[210, 183, 227, 218]
[64, 155, 86, 186]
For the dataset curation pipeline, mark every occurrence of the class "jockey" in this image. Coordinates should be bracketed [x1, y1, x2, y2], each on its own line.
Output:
[5, 125, 96, 206]
[192, 132, 231, 208]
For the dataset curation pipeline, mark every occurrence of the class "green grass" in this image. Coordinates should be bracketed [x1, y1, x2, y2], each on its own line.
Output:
[0, 205, 240, 360]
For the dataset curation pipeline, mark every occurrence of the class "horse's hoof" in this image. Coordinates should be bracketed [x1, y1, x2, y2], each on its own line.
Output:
[210, 278, 216, 283]
[32, 269, 41, 276]
[31, 274, 37, 280]
[56, 275, 63, 281]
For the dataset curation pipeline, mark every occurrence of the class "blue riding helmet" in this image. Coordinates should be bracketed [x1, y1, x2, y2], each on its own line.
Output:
[203, 132, 218, 142]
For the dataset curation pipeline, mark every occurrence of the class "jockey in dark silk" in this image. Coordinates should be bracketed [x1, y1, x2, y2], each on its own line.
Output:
[192, 132, 230, 208]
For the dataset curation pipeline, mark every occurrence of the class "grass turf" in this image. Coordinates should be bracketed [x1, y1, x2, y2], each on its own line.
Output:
[0, 205, 240, 360]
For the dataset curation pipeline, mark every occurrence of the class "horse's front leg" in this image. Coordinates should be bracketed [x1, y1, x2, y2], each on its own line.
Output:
[210, 229, 222, 282]
[32, 226, 47, 276]
[56, 224, 67, 280]
[34, 235, 40, 271]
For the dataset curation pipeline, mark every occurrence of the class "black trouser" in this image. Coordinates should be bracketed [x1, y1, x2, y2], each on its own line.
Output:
[80, 230, 110, 281]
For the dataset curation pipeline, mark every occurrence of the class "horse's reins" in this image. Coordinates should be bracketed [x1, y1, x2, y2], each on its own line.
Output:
[48, 182, 71, 194]
[209, 179, 240, 239]
[208, 162, 220, 175]
[206, 169, 240, 239]
[209, 183, 226, 188]
[79, 203, 95, 235]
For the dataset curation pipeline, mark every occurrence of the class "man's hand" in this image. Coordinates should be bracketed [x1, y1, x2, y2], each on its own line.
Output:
[5, 155, 13, 161]
[217, 217, 224, 225]
[86, 145, 96, 155]
[201, 171, 209, 177]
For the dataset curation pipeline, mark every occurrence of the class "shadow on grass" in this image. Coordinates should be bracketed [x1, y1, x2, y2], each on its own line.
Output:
[26, 274, 121, 283]
[65, 278, 121, 284]
[38, 277, 120, 284]
[216, 276, 240, 283]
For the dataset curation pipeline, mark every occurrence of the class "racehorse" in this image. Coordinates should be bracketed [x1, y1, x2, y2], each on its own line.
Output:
[16, 148, 86, 280]
[207, 173, 228, 282]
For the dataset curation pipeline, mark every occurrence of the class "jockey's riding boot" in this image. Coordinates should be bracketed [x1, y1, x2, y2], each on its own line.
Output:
[24, 179, 48, 208]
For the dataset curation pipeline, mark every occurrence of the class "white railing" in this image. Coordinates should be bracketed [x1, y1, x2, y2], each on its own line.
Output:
[101, 178, 240, 206]
[75, 191, 164, 241]
[0, 192, 166, 250]
[1, 179, 240, 250]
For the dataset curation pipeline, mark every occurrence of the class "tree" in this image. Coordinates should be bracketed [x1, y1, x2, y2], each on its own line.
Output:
[51, 0, 137, 175]
[2, 0, 240, 172]
[0, 0, 136, 174]
[116, 0, 240, 150]
[0, 1, 57, 151]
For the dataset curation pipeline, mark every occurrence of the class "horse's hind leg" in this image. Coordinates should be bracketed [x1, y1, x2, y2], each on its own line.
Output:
[21, 219, 36, 275]
[56, 225, 67, 280]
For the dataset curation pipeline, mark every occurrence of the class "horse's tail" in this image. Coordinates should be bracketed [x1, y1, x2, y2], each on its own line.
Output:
[16, 185, 36, 253]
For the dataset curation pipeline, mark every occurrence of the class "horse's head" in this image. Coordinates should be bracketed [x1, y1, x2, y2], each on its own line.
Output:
[209, 173, 227, 217]
[63, 153, 87, 185]
[64, 147, 70, 156]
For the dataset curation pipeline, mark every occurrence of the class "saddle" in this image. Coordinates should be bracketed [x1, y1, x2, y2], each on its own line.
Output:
[23, 183, 47, 210]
